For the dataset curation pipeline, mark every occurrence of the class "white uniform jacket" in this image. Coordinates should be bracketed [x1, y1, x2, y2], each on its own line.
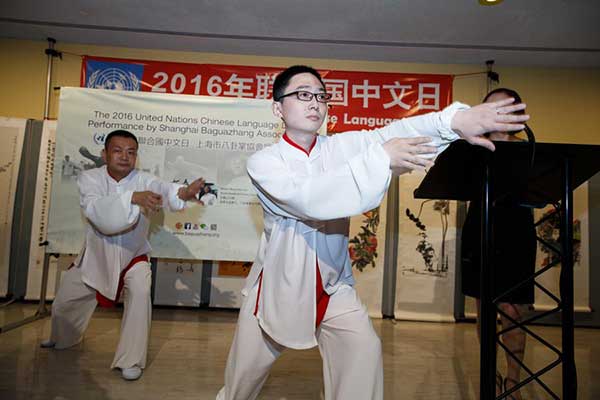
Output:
[75, 166, 185, 300]
[245, 102, 468, 349]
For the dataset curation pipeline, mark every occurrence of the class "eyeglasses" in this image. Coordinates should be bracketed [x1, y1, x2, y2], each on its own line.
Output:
[276, 90, 333, 103]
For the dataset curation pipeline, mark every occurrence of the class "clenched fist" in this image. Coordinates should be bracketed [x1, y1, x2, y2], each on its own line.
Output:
[132, 191, 163, 213]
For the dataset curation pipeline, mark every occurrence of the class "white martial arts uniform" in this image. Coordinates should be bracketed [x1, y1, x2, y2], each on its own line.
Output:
[48, 166, 185, 370]
[218, 102, 467, 400]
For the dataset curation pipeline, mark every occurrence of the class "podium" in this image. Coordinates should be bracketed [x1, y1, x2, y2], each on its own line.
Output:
[414, 140, 600, 400]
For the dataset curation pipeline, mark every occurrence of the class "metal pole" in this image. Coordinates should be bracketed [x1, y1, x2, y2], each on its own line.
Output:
[200, 260, 213, 307]
[0, 251, 53, 333]
[150, 257, 158, 303]
[43, 38, 57, 119]
[561, 157, 577, 399]
[453, 201, 467, 321]
[485, 60, 497, 93]
[381, 176, 399, 318]
[36, 37, 61, 322]
[35, 250, 52, 316]
[480, 155, 496, 400]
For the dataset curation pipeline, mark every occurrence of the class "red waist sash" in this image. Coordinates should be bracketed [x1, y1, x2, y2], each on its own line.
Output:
[96, 254, 149, 308]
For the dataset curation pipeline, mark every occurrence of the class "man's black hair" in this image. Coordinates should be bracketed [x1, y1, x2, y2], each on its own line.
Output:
[273, 65, 326, 101]
[104, 130, 139, 149]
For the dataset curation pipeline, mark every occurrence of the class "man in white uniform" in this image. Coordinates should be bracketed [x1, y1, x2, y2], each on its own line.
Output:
[199, 185, 217, 206]
[41, 130, 206, 381]
[61, 154, 79, 180]
[217, 65, 529, 400]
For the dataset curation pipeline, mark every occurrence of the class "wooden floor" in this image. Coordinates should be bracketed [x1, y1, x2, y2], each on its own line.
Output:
[0, 304, 599, 399]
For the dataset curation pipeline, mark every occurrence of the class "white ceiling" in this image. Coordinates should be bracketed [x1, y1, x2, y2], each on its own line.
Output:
[1, 0, 599, 68]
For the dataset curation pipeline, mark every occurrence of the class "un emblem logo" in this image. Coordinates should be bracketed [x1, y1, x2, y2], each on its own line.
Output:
[87, 68, 140, 91]
[93, 132, 107, 145]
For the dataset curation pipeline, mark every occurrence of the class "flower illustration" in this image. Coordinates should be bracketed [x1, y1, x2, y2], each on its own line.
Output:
[537, 208, 581, 267]
[349, 207, 380, 271]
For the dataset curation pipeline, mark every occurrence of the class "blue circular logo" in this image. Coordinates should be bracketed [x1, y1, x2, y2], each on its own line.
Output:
[87, 68, 140, 91]
[93, 132, 107, 145]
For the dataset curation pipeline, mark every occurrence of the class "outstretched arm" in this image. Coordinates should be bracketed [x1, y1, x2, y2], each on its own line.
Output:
[145, 175, 206, 212]
[248, 144, 391, 221]
[329, 99, 529, 159]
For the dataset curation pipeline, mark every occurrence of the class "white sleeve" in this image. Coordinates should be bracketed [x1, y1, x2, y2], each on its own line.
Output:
[327, 102, 469, 157]
[247, 144, 392, 221]
[78, 172, 141, 236]
[144, 175, 186, 212]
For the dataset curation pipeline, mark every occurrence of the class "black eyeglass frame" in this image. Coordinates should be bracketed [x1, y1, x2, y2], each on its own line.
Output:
[275, 90, 333, 103]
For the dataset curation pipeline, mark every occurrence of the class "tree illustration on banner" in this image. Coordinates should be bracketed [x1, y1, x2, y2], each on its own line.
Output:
[404, 199, 450, 276]
[349, 208, 380, 272]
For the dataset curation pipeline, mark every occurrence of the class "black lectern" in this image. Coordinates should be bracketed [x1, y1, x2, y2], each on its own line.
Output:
[414, 140, 600, 400]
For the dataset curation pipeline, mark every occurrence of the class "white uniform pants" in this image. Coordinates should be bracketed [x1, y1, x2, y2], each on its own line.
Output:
[217, 283, 383, 400]
[48, 261, 152, 369]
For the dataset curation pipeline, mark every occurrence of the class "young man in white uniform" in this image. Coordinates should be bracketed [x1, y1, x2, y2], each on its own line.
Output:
[217, 65, 529, 399]
[61, 154, 79, 180]
[41, 130, 206, 381]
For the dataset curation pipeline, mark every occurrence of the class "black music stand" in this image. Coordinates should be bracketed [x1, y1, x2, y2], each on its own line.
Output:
[414, 139, 600, 400]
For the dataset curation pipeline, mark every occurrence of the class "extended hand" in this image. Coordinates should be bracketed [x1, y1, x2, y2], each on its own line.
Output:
[451, 97, 529, 151]
[132, 191, 163, 212]
[177, 177, 206, 201]
[382, 137, 438, 175]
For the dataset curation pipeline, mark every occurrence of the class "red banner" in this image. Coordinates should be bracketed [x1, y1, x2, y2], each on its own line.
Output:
[82, 56, 453, 133]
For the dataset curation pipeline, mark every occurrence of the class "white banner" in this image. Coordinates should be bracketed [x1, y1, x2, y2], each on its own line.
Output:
[47, 87, 283, 261]
[0, 117, 26, 297]
[154, 259, 205, 306]
[25, 120, 57, 299]
[395, 173, 457, 322]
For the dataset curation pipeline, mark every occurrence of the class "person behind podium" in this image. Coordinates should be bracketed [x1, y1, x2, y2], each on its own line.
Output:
[461, 88, 535, 399]
[41, 130, 206, 381]
[216, 65, 530, 400]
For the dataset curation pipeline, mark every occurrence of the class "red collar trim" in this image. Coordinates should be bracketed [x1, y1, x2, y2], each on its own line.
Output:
[282, 133, 317, 157]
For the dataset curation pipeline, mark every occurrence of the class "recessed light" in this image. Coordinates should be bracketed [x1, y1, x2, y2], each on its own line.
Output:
[479, 0, 504, 5]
